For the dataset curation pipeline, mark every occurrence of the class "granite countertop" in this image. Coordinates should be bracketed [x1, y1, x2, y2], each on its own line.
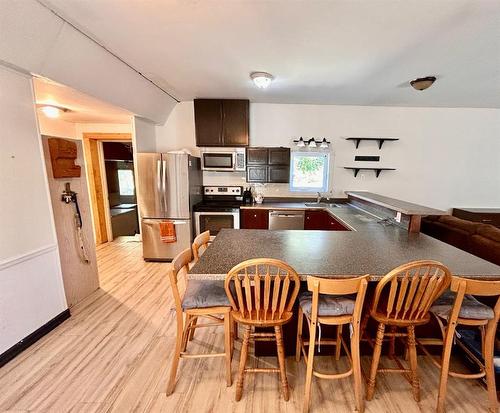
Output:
[189, 228, 500, 281]
[345, 191, 445, 216]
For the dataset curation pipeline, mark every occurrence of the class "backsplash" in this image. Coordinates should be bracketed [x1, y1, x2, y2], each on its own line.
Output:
[202, 171, 333, 199]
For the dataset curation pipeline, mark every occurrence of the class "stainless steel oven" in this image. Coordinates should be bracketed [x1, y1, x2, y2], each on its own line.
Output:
[193, 186, 242, 239]
[194, 210, 240, 239]
[201, 148, 246, 171]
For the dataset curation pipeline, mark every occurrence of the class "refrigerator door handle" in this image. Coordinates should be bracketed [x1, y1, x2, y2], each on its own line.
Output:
[156, 159, 163, 215]
[162, 159, 168, 215]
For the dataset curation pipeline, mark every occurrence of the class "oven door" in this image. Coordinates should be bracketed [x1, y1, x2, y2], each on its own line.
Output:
[201, 152, 235, 171]
[194, 211, 240, 239]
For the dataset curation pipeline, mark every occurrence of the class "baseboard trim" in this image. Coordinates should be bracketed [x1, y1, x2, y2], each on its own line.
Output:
[0, 309, 71, 368]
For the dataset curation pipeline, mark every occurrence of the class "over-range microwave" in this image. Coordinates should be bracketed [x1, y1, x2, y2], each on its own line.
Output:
[200, 148, 246, 172]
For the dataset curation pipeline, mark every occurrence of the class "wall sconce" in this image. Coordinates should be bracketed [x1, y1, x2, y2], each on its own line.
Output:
[293, 137, 330, 148]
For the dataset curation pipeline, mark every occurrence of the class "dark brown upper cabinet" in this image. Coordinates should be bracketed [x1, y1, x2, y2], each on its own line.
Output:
[246, 147, 290, 183]
[194, 99, 249, 147]
[246, 147, 268, 165]
[268, 147, 290, 165]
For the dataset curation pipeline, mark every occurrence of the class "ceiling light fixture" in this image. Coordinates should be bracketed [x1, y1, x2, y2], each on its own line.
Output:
[250, 72, 274, 89]
[39, 105, 68, 118]
[410, 76, 436, 91]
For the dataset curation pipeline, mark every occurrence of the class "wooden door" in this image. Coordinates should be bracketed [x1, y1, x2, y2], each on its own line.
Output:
[267, 166, 289, 183]
[325, 214, 350, 231]
[246, 147, 268, 165]
[246, 166, 268, 183]
[83, 138, 108, 244]
[268, 147, 290, 165]
[304, 210, 327, 230]
[222, 99, 249, 146]
[241, 209, 269, 229]
[194, 99, 223, 146]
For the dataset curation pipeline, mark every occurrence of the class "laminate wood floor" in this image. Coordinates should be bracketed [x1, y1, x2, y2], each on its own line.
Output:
[0, 238, 494, 412]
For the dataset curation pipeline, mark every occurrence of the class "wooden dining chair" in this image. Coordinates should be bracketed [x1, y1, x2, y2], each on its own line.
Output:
[365, 260, 452, 402]
[296, 275, 369, 413]
[192, 230, 211, 262]
[166, 248, 233, 396]
[426, 277, 500, 413]
[224, 258, 301, 401]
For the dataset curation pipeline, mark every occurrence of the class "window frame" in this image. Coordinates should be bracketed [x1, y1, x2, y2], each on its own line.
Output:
[289, 150, 330, 193]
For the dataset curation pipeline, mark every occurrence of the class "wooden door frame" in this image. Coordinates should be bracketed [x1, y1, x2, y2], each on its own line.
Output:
[83, 132, 132, 245]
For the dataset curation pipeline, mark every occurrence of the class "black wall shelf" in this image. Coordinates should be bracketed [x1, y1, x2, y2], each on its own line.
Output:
[344, 167, 396, 178]
[346, 137, 399, 149]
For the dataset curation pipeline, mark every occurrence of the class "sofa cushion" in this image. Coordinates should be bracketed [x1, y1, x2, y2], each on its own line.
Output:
[476, 224, 500, 243]
[299, 291, 356, 318]
[438, 215, 480, 234]
[431, 290, 494, 320]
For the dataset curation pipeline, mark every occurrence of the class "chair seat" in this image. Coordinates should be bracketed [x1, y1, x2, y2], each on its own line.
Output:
[431, 290, 494, 320]
[299, 291, 355, 318]
[182, 280, 230, 310]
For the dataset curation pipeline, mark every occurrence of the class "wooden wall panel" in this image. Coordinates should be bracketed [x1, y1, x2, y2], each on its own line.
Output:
[42, 136, 100, 307]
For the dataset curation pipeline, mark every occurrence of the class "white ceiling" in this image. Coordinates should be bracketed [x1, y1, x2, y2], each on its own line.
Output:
[34, 77, 132, 123]
[41, 0, 500, 108]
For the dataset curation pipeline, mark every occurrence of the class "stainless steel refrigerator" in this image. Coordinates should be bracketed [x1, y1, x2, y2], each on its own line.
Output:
[137, 152, 202, 261]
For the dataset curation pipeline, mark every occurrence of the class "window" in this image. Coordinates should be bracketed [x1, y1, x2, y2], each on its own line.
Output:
[117, 169, 135, 196]
[289, 151, 329, 192]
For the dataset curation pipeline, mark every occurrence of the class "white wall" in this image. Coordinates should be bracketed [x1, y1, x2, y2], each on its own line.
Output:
[1, 0, 176, 124]
[156, 101, 500, 210]
[133, 117, 157, 152]
[0, 65, 67, 354]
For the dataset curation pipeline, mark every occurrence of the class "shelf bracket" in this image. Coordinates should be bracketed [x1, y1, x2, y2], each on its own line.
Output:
[353, 168, 360, 177]
[375, 169, 382, 178]
[377, 139, 384, 150]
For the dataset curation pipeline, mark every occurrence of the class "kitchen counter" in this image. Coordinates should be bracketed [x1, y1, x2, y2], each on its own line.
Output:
[345, 191, 445, 216]
[189, 228, 500, 281]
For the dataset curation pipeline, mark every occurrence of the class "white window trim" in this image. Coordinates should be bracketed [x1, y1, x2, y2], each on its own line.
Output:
[289, 151, 330, 193]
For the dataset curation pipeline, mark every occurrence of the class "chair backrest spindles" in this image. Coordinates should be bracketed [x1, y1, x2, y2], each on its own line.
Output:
[372, 260, 452, 323]
[225, 259, 300, 323]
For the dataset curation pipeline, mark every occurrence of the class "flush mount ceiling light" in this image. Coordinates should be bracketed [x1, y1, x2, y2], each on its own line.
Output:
[38, 105, 69, 118]
[250, 72, 274, 89]
[410, 76, 436, 91]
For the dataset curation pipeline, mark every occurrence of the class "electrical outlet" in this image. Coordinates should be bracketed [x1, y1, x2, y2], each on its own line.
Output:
[395, 212, 402, 223]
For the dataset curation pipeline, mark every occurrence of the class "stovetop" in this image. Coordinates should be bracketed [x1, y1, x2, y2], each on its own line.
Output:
[194, 185, 244, 212]
[193, 200, 243, 212]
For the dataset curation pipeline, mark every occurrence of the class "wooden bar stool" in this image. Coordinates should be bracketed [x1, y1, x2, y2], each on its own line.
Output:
[192, 230, 211, 262]
[296, 275, 369, 413]
[427, 277, 500, 413]
[166, 248, 233, 395]
[365, 260, 451, 402]
[189, 230, 212, 340]
[224, 258, 300, 401]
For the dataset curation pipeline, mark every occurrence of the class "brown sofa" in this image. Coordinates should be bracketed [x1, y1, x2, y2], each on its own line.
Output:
[422, 215, 500, 266]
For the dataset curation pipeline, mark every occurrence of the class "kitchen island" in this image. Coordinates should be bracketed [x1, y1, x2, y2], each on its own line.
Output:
[191, 195, 499, 280]
[189, 227, 500, 281]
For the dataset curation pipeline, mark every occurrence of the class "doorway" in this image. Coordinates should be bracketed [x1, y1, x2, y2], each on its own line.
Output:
[83, 132, 137, 245]
[102, 142, 140, 238]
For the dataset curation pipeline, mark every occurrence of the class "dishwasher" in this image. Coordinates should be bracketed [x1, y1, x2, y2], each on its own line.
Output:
[268, 210, 305, 230]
